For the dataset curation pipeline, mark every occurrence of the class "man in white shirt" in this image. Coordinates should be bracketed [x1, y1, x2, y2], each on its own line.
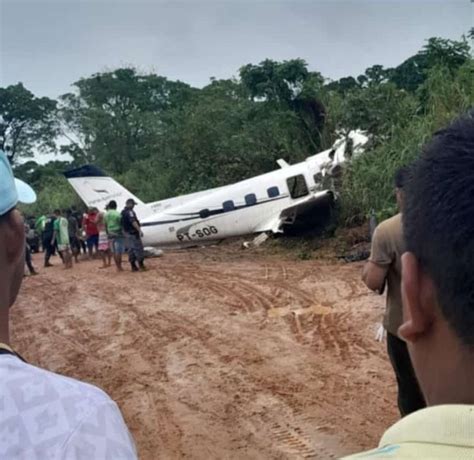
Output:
[0, 150, 137, 459]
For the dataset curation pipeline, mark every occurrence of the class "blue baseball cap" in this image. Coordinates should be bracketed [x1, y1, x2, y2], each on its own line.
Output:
[0, 150, 36, 216]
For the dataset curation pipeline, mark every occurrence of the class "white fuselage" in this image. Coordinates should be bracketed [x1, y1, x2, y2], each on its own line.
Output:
[140, 154, 328, 246]
[65, 130, 368, 248]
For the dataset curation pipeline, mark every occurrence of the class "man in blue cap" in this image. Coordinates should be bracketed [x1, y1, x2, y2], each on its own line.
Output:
[0, 150, 137, 458]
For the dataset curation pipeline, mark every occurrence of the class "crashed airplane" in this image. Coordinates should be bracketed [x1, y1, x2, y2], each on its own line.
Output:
[64, 131, 368, 247]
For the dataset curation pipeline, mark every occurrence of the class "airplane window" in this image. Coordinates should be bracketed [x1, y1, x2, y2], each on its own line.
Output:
[223, 200, 235, 211]
[245, 193, 257, 206]
[267, 186, 280, 198]
[287, 174, 309, 199]
[199, 209, 210, 218]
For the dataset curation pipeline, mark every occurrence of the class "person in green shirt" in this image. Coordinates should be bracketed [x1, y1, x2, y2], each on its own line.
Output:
[105, 200, 124, 271]
[52, 209, 72, 269]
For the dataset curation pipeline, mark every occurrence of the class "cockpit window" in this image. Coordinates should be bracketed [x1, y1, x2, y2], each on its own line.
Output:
[287, 175, 309, 199]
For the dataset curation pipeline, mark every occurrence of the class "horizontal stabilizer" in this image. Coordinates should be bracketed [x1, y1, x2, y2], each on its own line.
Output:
[277, 159, 290, 168]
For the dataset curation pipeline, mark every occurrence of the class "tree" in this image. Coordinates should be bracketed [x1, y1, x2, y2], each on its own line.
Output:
[58, 68, 196, 173]
[325, 76, 359, 94]
[390, 37, 471, 92]
[0, 83, 57, 162]
[239, 59, 310, 103]
[240, 59, 326, 153]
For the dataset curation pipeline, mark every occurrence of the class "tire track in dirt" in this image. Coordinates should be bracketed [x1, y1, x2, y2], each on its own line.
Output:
[14, 250, 396, 460]
[158, 262, 376, 364]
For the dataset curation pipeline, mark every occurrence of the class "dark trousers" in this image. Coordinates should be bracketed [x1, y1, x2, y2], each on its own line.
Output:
[126, 233, 144, 266]
[43, 237, 55, 265]
[25, 246, 35, 274]
[387, 332, 426, 417]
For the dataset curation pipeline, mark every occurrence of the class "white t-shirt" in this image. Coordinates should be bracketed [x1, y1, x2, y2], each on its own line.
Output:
[0, 354, 137, 459]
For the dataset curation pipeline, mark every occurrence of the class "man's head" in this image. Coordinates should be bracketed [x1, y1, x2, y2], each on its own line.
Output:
[54, 209, 61, 217]
[394, 166, 410, 211]
[400, 113, 474, 405]
[0, 150, 36, 312]
[126, 198, 136, 209]
[107, 200, 117, 210]
[66, 208, 72, 218]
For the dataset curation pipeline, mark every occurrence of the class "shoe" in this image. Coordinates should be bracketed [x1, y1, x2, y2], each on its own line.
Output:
[44, 263, 53, 268]
[131, 265, 139, 272]
[31, 271, 39, 276]
[139, 266, 148, 272]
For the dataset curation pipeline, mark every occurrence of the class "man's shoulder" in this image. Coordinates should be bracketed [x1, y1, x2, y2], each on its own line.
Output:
[0, 355, 112, 409]
[375, 213, 402, 238]
[0, 356, 136, 458]
[341, 405, 474, 459]
[122, 209, 134, 218]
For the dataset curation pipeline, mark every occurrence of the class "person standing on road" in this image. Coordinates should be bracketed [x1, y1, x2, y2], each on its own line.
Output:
[345, 112, 474, 459]
[105, 200, 125, 271]
[24, 221, 38, 275]
[72, 205, 87, 255]
[362, 167, 425, 417]
[42, 212, 56, 267]
[0, 149, 137, 459]
[35, 214, 46, 251]
[66, 208, 80, 263]
[82, 207, 99, 259]
[52, 209, 73, 269]
[97, 209, 112, 269]
[121, 198, 146, 272]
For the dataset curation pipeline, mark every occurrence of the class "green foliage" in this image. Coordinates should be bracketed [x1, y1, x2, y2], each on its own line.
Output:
[0, 83, 57, 162]
[390, 37, 470, 92]
[339, 59, 474, 224]
[20, 176, 82, 217]
[58, 68, 196, 174]
[4, 35, 474, 229]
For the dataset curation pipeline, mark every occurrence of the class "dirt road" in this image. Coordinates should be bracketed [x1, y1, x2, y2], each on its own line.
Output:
[13, 245, 398, 459]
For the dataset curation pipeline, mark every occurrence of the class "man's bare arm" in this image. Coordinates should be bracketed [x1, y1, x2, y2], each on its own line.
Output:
[362, 261, 388, 294]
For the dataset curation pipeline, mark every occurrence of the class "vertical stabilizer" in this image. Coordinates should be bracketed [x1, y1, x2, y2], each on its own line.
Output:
[64, 165, 150, 218]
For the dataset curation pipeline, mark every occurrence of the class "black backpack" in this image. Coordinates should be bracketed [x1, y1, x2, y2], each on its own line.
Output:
[43, 217, 55, 238]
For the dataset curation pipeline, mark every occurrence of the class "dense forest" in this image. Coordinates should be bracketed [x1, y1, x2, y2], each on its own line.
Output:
[1, 35, 473, 225]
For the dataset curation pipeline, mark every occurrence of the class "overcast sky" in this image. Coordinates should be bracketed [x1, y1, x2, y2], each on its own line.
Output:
[1, 0, 472, 99]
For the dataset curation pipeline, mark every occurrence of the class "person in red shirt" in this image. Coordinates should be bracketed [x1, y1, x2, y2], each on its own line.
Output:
[82, 207, 99, 259]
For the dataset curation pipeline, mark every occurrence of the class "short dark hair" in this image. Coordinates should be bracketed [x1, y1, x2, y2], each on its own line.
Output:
[108, 200, 117, 209]
[394, 166, 411, 189]
[54, 209, 61, 215]
[403, 112, 474, 347]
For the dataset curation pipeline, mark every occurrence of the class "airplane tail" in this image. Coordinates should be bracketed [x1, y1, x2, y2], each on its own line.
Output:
[64, 165, 151, 218]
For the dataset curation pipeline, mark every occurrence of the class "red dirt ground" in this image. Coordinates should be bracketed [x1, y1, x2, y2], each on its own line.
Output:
[12, 244, 398, 459]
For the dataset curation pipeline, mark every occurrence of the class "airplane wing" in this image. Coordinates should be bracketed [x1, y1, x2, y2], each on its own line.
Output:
[254, 190, 334, 233]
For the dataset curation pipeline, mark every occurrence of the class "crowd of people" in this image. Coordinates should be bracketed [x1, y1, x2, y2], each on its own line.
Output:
[27, 198, 147, 274]
[1, 112, 474, 459]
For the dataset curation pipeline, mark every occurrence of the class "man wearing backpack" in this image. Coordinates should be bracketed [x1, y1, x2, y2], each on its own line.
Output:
[42, 212, 56, 267]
